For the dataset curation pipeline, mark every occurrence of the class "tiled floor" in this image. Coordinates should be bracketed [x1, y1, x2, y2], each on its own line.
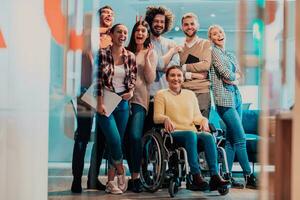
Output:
[48, 162, 260, 200]
[48, 176, 258, 200]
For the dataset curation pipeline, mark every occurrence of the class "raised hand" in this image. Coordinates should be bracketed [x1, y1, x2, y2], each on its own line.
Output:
[172, 45, 183, 54]
[145, 43, 154, 60]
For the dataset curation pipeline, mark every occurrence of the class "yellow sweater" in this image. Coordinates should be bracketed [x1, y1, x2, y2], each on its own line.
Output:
[153, 89, 206, 131]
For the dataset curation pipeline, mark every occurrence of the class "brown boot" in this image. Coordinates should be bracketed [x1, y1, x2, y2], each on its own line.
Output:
[209, 175, 231, 191]
[186, 174, 209, 191]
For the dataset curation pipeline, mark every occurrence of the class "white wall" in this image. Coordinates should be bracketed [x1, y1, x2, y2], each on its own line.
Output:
[0, 0, 50, 199]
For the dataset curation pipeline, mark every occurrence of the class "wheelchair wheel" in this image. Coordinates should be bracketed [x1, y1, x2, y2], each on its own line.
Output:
[140, 129, 167, 192]
[168, 179, 178, 198]
[218, 187, 229, 195]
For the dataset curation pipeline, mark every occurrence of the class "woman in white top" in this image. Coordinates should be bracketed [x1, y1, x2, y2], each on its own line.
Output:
[95, 23, 137, 194]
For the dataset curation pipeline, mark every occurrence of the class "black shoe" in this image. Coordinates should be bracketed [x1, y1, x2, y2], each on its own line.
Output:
[161, 174, 171, 188]
[87, 179, 106, 190]
[230, 177, 245, 189]
[209, 175, 231, 191]
[128, 178, 143, 193]
[186, 174, 209, 191]
[71, 178, 82, 193]
[245, 174, 258, 189]
[223, 173, 244, 189]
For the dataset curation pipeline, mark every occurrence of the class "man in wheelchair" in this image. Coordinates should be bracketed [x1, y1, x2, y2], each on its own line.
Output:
[153, 66, 230, 191]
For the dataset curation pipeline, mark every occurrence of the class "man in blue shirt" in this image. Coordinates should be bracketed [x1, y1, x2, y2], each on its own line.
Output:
[144, 6, 180, 132]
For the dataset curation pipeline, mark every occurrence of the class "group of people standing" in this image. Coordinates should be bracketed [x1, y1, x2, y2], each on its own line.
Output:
[70, 5, 258, 195]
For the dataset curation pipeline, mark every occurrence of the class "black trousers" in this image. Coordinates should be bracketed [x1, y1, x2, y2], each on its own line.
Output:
[71, 99, 106, 181]
[143, 101, 155, 133]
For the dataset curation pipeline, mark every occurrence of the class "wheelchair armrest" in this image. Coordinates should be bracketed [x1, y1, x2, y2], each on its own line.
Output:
[196, 123, 219, 134]
[155, 126, 175, 156]
[153, 123, 176, 153]
[152, 123, 174, 144]
[152, 124, 165, 132]
[164, 131, 173, 144]
[208, 123, 225, 136]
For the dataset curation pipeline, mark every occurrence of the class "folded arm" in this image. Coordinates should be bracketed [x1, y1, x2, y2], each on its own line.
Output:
[211, 48, 236, 81]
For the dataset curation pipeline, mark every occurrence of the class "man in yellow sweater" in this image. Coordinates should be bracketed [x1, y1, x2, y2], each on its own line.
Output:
[154, 66, 230, 191]
[179, 13, 212, 118]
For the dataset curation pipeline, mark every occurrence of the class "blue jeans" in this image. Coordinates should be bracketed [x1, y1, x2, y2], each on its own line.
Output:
[96, 100, 129, 169]
[197, 132, 219, 176]
[172, 131, 219, 175]
[126, 103, 146, 174]
[217, 99, 252, 175]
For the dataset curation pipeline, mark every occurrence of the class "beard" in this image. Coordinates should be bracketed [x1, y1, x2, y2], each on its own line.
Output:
[184, 30, 197, 38]
[150, 26, 164, 37]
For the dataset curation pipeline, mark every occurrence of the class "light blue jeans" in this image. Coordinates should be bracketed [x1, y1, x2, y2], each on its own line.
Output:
[126, 103, 146, 174]
[172, 131, 219, 175]
[96, 99, 129, 169]
[216, 95, 252, 175]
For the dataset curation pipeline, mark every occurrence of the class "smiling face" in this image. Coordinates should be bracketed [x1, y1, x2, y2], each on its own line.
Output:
[166, 68, 184, 92]
[209, 26, 225, 48]
[110, 24, 128, 47]
[100, 8, 114, 28]
[134, 24, 149, 46]
[182, 16, 198, 38]
[151, 14, 165, 37]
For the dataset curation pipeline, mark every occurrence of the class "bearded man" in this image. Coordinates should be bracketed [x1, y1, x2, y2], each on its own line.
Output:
[179, 12, 212, 118]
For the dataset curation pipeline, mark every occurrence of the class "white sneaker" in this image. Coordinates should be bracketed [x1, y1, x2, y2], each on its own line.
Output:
[105, 181, 123, 194]
[117, 166, 128, 192]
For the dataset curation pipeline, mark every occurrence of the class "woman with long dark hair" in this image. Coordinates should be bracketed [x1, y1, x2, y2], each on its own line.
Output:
[95, 23, 137, 194]
[125, 20, 157, 193]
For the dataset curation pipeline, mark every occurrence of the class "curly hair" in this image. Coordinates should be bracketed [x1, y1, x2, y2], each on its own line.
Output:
[145, 6, 174, 34]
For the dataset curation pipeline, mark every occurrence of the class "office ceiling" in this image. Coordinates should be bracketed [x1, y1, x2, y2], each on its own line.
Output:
[128, 0, 259, 31]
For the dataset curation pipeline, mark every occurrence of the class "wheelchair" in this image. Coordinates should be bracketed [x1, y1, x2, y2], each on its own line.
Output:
[140, 125, 230, 197]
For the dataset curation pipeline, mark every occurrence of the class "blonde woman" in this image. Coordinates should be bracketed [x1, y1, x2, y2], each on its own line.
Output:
[208, 24, 257, 189]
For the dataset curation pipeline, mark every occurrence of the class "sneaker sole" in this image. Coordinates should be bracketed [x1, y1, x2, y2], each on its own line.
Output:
[105, 188, 123, 195]
[117, 165, 128, 192]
